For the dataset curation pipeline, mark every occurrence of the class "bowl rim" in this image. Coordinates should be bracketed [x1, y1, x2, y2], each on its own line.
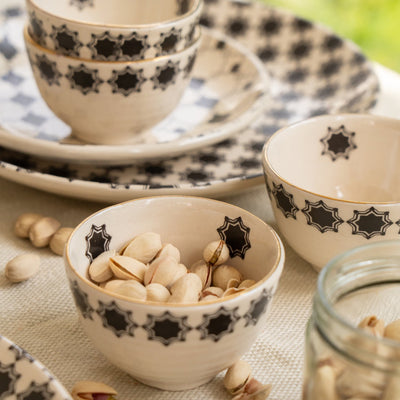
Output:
[26, 0, 203, 31]
[262, 113, 400, 206]
[24, 24, 202, 65]
[64, 195, 284, 308]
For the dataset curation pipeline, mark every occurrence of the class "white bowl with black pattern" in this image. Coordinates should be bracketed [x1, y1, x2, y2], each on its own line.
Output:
[24, 25, 200, 145]
[0, 334, 72, 400]
[64, 196, 285, 390]
[262, 113, 400, 272]
[26, 0, 202, 61]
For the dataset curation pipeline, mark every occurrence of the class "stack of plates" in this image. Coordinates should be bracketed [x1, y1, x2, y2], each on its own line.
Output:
[0, 0, 379, 202]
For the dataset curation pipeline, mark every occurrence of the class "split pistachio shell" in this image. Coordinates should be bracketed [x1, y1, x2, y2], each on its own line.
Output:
[224, 287, 246, 297]
[88, 250, 116, 283]
[190, 260, 212, 289]
[110, 280, 147, 301]
[384, 319, 400, 342]
[71, 380, 117, 400]
[122, 232, 162, 263]
[232, 381, 272, 400]
[238, 279, 256, 289]
[144, 255, 181, 287]
[201, 286, 223, 298]
[224, 360, 252, 395]
[168, 273, 202, 303]
[14, 212, 43, 238]
[203, 240, 230, 266]
[155, 243, 180, 263]
[213, 265, 243, 291]
[49, 227, 74, 256]
[146, 283, 171, 302]
[5, 253, 40, 283]
[109, 255, 146, 282]
[29, 216, 61, 247]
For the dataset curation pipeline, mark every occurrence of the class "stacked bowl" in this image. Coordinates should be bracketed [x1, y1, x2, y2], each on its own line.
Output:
[24, 0, 203, 144]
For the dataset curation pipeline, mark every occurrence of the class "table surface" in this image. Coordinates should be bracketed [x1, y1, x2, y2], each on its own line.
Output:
[0, 39, 399, 400]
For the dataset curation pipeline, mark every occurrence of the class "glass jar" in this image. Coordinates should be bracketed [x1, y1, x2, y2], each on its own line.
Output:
[303, 240, 400, 400]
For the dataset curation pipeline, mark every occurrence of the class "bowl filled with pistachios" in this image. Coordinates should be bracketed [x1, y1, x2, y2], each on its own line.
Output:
[64, 195, 285, 391]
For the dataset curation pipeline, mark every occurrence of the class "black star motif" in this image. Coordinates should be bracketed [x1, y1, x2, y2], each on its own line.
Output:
[69, 280, 94, 319]
[50, 24, 82, 57]
[142, 311, 192, 346]
[217, 216, 251, 259]
[244, 288, 274, 326]
[16, 382, 54, 400]
[197, 306, 240, 342]
[66, 64, 103, 95]
[271, 183, 299, 219]
[302, 200, 344, 233]
[151, 61, 179, 90]
[347, 207, 393, 239]
[85, 224, 111, 262]
[157, 28, 181, 55]
[0, 361, 19, 397]
[29, 12, 46, 46]
[321, 125, 357, 161]
[8, 343, 34, 362]
[88, 31, 120, 60]
[34, 54, 61, 86]
[119, 32, 148, 59]
[107, 67, 146, 96]
[70, 0, 94, 10]
[97, 301, 137, 337]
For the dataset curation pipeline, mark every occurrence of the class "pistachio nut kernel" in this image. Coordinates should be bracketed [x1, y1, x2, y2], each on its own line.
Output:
[109, 255, 146, 282]
[122, 232, 162, 263]
[203, 240, 230, 266]
[224, 360, 252, 395]
[14, 212, 43, 238]
[5, 253, 40, 283]
[71, 381, 117, 400]
[212, 265, 243, 291]
[88, 250, 116, 283]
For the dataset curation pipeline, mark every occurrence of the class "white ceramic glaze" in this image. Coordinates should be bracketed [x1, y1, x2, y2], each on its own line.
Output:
[26, 0, 202, 60]
[24, 26, 200, 144]
[0, 335, 72, 399]
[262, 114, 400, 272]
[64, 196, 285, 390]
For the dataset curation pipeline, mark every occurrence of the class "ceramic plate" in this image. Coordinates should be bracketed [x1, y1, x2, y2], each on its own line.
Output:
[0, 334, 72, 399]
[0, 20, 269, 164]
[0, 0, 379, 202]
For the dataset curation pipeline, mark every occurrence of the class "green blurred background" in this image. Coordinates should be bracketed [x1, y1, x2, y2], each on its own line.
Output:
[262, 0, 400, 72]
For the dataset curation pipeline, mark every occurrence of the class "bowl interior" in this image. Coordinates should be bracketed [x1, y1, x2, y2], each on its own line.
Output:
[32, 0, 197, 26]
[265, 115, 400, 203]
[66, 196, 281, 293]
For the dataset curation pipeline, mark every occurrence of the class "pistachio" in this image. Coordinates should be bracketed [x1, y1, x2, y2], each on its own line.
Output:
[224, 360, 252, 396]
[190, 260, 212, 289]
[358, 315, 385, 337]
[224, 287, 245, 297]
[212, 265, 243, 291]
[146, 283, 171, 302]
[144, 256, 182, 288]
[29, 216, 61, 248]
[122, 232, 162, 263]
[71, 380, 117, 400]
[88, 250, 116, 283]
[383, 377, 400, 400]
[201, 286, 223, 299]
[384, 319, 400, 342]
[168, 273, 202, 303]
[14, 212, 43, 238]
[203, 240, 230, 266]
[49, 227, 74, 256]
[5, 253, 40, 283]
[309, 365, 338, 400]
[109, 255, 146, 282]
[110, 280, 146, 301]
[155, 243, 180, 263]
[232, 381, 272, 400]
[103, 279, 126, 292]
[238, 279, 256, 289]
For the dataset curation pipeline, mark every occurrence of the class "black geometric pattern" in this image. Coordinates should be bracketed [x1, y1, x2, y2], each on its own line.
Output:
[88, 31, 120, 60]
[119, 32, 149, 60]
[156, 28, 182, 56]
[70, 0, 94, 10]
[49, 24, 83, 57]
[243, 288, 273, 326]
[28, 12, 46, 46]
[0, 361, 19, 398]
[347, 207, 393, 239]
[217, 216, 251, 259]
[142, 311, 192, 346]
[66, 64, 103, 95]
[151, 61, 180, 90]
[302, 199, 344, 233]
[8, 343, 34, 362]
[34, 54, 61, 86]
[85, 224, 111, 262]
[69, 280, 94, 319]
[108, 67, 146, 96]
[271, 183, 299, 219]
[321, 125, 357, 161]
[197, 306, 240, 342]
[97, 301, 138, 337]
[16, 382, 54, 400]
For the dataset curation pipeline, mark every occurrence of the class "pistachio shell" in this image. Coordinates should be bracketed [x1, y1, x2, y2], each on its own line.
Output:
[110, 280, 146, 301]
[203, 240, 230, 266]
[122, 232, 162, 263]
[212, 265, 243, 291]
[14, 212, 43, 238]
[384, 319, 400, 342]
[309, 365, 338, 400]
[146, 283, 171, 302]
[88, 250, 116, 283]
[5, 253, 40, 283]
[238, 279, 256, 289]
[224, 360, 252, 395]
[201, 286, 223, 299]
[49, 227, 74, 256]
[103, 279, 126, 292]
[71, 380, 117, 400]
[190, 260, 212, 289]
[358, 315, 385, 337]
[224, 287, 245, 297]
[168, 273, 202, 303]
[155, 243, 180, 263]
[144, 255, 180, 287]
[29, 216, 61, 248]
[109, 255, 146, 282]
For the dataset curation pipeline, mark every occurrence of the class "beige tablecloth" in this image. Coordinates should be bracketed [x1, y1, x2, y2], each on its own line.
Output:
[1, 54, 399, 399]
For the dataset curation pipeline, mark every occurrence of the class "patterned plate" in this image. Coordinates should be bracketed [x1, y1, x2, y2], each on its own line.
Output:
[0, 0, 379, 202]
[0, 22, 269, 164]
[0, 334, 72, 400]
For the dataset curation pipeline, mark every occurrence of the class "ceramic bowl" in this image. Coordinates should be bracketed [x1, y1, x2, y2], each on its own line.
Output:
[0, 334, 72, 399]
[64, 195, 285, 391]
[262, 113, 400, 272]
[26, 0, 202, 61]
[24, 26, 200, 145]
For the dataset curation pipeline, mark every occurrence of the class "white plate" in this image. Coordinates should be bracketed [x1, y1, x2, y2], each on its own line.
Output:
[0, 24, 269, 165]
[0, 0, 379, 202]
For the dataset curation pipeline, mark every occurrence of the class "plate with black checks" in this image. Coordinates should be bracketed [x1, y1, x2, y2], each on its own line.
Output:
[0, 0, 379, 202]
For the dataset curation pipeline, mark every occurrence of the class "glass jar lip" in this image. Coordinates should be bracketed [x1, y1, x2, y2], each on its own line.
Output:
[317, 239, 400, 352]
